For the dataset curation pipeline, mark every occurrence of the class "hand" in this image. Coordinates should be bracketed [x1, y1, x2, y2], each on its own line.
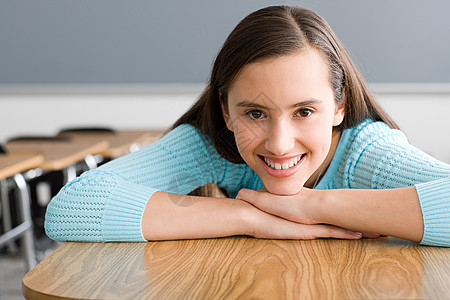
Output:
[237, 187, 316, 224]
[243, 202, 363, 240]
[237, 188, 380, 239]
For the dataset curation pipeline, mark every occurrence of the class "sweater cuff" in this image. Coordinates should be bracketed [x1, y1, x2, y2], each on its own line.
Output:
[415, 177, 450, 247]
[102, 180, 157, 242]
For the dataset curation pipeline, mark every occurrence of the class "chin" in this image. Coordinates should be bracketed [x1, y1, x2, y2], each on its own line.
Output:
[265, 182, 303, 196]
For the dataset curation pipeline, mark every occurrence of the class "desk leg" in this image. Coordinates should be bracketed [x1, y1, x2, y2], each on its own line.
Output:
[13, 174, 37, 270]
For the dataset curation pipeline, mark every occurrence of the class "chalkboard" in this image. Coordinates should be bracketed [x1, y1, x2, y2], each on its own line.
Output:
[1, 0, 449, 84]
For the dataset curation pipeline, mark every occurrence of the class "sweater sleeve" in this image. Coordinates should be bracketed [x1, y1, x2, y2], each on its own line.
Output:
[340, 120, 450, 246]
[44, 169, 156, 242]
[45, 124, 257, 242]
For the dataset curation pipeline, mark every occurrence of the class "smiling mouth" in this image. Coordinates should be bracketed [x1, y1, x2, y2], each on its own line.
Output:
[261, 154, 306, 170]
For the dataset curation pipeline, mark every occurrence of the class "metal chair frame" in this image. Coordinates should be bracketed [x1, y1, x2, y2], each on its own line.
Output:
[0, 173, 37, 270]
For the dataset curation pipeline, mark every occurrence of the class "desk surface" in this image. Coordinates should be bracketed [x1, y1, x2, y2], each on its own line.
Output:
[6, 140, 109, 171]
[59, 130, 164, 158]
[22, 237, 450, 299]
[0, 152, 44, 180]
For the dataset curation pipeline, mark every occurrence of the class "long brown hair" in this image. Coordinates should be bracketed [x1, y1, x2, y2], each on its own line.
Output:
[173, 5, 398, 164]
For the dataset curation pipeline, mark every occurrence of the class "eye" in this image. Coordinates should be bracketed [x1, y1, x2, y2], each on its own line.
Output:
[294, 108, 314, 118]
[246, 109, 266, 120]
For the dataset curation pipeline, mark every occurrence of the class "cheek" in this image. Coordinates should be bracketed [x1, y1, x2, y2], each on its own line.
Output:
[301, 121, 333, 154]
[231, 120, 264, 157]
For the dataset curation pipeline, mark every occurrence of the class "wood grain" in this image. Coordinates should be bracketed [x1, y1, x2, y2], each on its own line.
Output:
[59, 130, 164, 158]
[22, 237, 450, 300]
[6, 140, 109, 170]
[0, 152, 43, 180]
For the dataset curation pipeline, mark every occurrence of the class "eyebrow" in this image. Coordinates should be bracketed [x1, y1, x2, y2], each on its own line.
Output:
[236, 99, 322, 109]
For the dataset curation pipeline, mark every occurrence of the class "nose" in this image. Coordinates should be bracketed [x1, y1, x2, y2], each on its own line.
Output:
[264, 119, 295, 156]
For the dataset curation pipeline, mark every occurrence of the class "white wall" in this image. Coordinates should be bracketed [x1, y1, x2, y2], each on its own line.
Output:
[1, 83, 449, 163]
[375, 89, 450, 163]
[0, 84, 203, 138]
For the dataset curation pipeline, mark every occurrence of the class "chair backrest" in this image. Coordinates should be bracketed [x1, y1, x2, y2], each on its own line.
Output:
[7, 136, 71, 143]
[59, 127, 115, 134]
[0, 144, 7, 154]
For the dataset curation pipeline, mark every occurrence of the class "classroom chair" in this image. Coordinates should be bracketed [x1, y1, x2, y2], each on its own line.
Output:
[0, 144, 39, 270]
[58, 126, 116, 166]
[5, 135, 107, 257]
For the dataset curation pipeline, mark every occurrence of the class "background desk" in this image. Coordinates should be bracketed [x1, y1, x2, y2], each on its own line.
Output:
[6, 139, 109, 172]
[22, 237, 450, 299]
[0, 152, 43, 180]
[58, 130, 164, 159]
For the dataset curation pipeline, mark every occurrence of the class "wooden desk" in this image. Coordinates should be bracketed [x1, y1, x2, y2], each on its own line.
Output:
[22, 237, 450, 299]
[6, 139, 109, 171]
[0, 152, 43, 180]
[59, 130, 165, 158]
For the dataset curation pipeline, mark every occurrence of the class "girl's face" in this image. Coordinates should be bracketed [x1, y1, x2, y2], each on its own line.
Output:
[222, 48, 345, 195]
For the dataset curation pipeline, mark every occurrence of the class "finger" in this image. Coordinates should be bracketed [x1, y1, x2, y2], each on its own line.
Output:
[361, 232, 381, 239]
[236, 188, 273, 209]
[235, 188, 257, 201]
[251, 208, 363, 240]
[308, 224, 363, 240]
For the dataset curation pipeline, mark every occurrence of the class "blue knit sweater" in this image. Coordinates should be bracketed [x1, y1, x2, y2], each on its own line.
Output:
[45, 119, 450, 246]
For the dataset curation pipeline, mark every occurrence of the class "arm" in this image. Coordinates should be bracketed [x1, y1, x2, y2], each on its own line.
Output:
[338, 122, 450, 245]
[311, 187, 424, 242]
[142, 190, 363, 241]
[237, 121, 450, 246]
[236, 187, 421, 241]
[45, 124, 230, 242]
[45, 124, 361, 242]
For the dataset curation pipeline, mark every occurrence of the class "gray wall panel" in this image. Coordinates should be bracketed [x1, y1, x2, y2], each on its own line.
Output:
[1, 0, 449, 84]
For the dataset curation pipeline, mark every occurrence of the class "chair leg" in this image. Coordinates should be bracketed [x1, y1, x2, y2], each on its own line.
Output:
[62, 165, 77, 184]
[13, 173, 37, 271]
[0, 179, 18, 252]
[84, 154, 98, 170]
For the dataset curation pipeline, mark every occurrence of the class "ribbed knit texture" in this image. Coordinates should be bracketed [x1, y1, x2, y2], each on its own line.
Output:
[45, 120, 450, 245]
[416, 179, 450, 246]
[316, 120, 450, 246]
[45, 124, 261, 242]
[44, 170, 155, 242]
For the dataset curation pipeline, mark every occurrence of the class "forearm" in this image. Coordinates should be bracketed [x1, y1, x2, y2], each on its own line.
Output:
[142, 191, 252, 240]
[313, 187, 424, 242]
[142, 190, 365, 241]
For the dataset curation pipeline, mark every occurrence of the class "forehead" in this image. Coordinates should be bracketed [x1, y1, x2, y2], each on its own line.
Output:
[228, 48, 334, 105]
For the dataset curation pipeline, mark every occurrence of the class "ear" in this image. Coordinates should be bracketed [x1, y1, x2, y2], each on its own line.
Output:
[333, 100, 345, 127]
[219, 92, 234, 132]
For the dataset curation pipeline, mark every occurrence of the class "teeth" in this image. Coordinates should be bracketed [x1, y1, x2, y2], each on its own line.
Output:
[263, 155, 303, 170]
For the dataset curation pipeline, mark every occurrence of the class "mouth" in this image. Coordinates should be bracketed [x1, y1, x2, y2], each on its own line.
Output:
[261, 154, 306, 170]
[258, 154, 306, 177]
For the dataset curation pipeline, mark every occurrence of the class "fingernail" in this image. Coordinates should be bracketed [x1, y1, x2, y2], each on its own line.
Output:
[365, 233, 381, 238]
[352, 232, 363, 238]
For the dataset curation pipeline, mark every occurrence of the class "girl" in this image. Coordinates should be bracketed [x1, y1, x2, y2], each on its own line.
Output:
[45, 5, 450, 246]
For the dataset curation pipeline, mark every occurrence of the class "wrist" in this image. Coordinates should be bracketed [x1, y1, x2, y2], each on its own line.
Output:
[234, 199, 258, 237]
[306, 189, 332, 224]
